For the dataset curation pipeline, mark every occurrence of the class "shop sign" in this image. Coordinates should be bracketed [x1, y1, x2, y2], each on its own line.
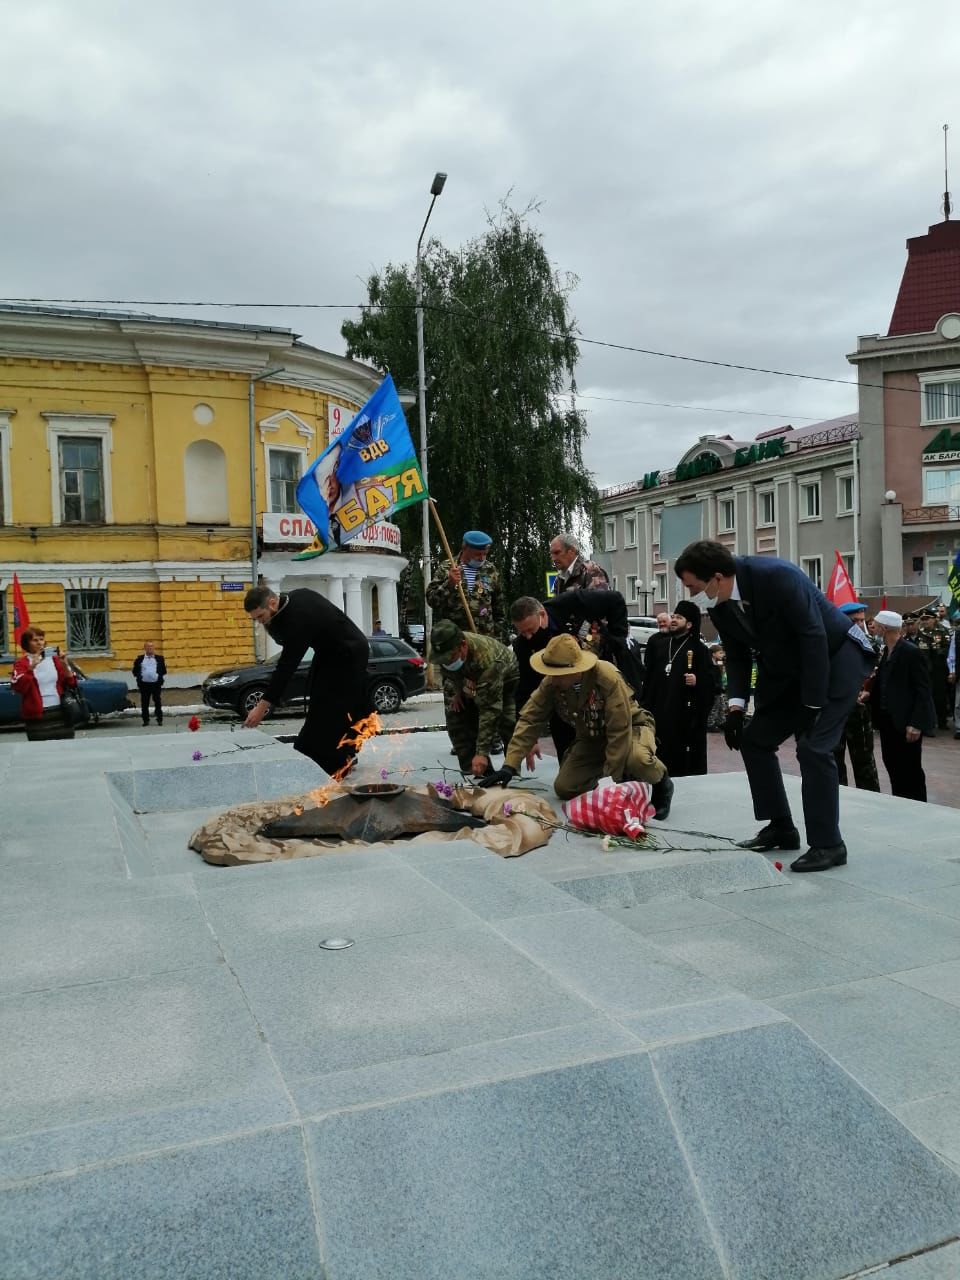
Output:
[261, 511, 401, 551]
[675, 451, 723, 483]
[922, 427, 960, 463]
[733, 437, 785, 467]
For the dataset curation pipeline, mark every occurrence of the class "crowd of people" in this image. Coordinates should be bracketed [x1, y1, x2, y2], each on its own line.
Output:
[14, 523, 956, 877]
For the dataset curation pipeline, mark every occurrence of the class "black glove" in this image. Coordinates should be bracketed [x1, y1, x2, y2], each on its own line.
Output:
[723, 709, 744, 751]
[795, 705, 822, 737]
[477, 766, 516, 789]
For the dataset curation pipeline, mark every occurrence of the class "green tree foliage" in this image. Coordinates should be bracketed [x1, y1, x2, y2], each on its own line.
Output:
[341, 204, 599, 606]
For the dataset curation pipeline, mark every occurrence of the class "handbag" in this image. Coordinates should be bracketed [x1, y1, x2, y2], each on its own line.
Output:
[60, 685, 91, 728]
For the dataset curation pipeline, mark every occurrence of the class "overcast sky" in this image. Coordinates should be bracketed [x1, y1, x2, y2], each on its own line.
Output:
[2, 0, 958, 487]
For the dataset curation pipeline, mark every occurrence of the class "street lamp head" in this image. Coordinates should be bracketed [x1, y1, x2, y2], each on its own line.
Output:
[430, 172, 447, 197]
[884, 489, 897, 503]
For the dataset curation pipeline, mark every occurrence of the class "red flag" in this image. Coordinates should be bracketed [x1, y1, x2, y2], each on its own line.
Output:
[825, 550, 857, 606]
[11, 573, 30, 647]
[880, 594, 888, 611]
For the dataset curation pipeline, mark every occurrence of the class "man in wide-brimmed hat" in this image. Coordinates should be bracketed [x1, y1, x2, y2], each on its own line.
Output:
[430, 618, 519, 777]
[481, 633, 673, 816]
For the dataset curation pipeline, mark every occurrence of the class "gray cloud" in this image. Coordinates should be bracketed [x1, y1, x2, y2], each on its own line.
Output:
[2, 0, 957, 486]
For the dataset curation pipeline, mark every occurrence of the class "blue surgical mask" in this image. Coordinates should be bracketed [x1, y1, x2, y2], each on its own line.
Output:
[442, 656, 465, 671]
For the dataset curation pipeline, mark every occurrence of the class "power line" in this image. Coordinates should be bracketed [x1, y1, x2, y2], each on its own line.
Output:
[0, 293, 928, 398]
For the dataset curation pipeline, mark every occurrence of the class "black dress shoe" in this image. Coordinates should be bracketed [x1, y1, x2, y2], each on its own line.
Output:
[736, 823, 800, 852]
[650, 775, 674, 820]
[790, 844, 847, 873]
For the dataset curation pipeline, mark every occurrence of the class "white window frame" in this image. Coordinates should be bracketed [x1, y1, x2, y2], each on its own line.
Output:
[922, 465, 960, 506]
[265, 444, 306, 514]
[604, 517, 617, 552]
[717, 494, 736, 533]
[43, 414, 114, 525]
[841, 551, 856, 584]
[798, 476, 822, 522]
[0, 411, 13, 524]
[655, 571, 668, 602]
[756, 487, 775, 528]
[652, 509, 662, 546]
[835, 471, 854, 517]
[623, 514, 637, 548]
[800, 555, 823, 589]
[918, 371, 960, 425]
[625, 574, 638, 603]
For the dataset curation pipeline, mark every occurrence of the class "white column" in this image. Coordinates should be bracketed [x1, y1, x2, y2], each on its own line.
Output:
[787, 478, 799, 564]
[344, 576, 363, 629]
[326, 576, 345, 612]
[378, 577, 399, 635]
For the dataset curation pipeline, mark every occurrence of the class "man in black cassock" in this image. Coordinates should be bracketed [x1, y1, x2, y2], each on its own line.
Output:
[243, 586, 371, 775]
[640, 601, 714, 776]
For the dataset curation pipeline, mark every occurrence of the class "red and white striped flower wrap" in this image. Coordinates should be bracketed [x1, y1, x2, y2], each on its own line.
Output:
[562, 781, 654, 841]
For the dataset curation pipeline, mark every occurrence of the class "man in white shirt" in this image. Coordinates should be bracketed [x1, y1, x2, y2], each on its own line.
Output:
[133, 640, 167, 726]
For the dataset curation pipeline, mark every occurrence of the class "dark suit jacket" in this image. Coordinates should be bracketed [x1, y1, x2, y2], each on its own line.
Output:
[133, 653, 167, 686]
[513, 589, 630, 706]
[711, 556, 861, 710]
[869, 639, 936, 733]
[263, 588, 368, 708]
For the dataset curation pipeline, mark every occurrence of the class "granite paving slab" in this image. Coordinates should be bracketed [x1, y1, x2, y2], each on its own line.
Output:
[772, 977, 960, 1106]
[229, 924, 598, 1081]
[553, 851, 781, 907]
[412, 855, 583, 920]
[0, 965, 291, 1181]
[0, 1127, 322, 1280]
[887, 1244, 960, 1278]
[198, 863, 480, 959]
[601, 896, 742, 936]
[308, 1054, 726, 1280]
[906, 884, 960, 922]
[619, 994, 787, 1047]
[650, 916, 878, 998]
[891, 959, 960, 1009]
[292, 1018, 644, 1117]
[894, 1090, 960, 1171]
[497, 907, 724, 1014]
[0, 893, 218, 995]
[651, 1021, 960, 1280]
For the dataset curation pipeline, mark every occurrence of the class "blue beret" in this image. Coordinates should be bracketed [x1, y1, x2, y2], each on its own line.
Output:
[462, 530, 492, 548]
[838, 601, 867, 615]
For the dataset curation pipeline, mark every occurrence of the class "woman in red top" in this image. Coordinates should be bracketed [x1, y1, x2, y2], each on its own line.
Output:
[11, 627, 78, 741]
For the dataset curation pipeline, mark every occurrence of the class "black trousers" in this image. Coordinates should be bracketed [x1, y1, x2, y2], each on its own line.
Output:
[739, 639, 871, 848]
[875, 710, 927, 802]
[139, 683, 162, 723]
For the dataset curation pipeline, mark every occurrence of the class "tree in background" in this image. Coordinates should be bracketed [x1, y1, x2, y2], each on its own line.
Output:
[341, 203, 599, 608]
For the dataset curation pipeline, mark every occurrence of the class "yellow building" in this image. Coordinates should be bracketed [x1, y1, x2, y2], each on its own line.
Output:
[0, 305, 406, 684]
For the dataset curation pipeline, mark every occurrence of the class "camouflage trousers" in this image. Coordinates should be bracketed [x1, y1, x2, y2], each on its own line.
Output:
[834, 701, 880, 792]
[445, 679, 519, 773]
[553, 729, 666, 802]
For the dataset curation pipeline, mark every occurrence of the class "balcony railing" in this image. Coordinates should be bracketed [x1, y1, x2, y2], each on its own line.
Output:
[902, 505, 960, 524]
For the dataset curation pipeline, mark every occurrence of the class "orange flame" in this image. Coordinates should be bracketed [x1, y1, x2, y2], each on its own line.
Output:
[304, 711, 383, 806]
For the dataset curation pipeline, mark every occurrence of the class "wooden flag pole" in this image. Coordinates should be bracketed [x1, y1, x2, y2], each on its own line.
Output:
[429, 499, 477, 632]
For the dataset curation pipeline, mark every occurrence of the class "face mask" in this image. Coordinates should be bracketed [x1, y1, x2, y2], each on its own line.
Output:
[442, 656, 465, 671]
[690, 590, 718, 610]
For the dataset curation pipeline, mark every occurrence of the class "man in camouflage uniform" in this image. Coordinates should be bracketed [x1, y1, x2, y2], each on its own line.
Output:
[549, 532, 609, 595]
[833, 602, 880, 791]
[480, 633, 673, 816]
[426, 530, 505, 640]
[915, 607, 951, 729]
[430, 619, 519, 777]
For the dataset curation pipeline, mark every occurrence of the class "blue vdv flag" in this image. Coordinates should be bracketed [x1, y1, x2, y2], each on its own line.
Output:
[294, 374, 427, 558]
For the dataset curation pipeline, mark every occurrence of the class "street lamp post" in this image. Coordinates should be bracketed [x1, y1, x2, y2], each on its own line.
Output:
[636, 579, 653, 614]
[416, 172, 447, 655]
[248, 366, 285, 656]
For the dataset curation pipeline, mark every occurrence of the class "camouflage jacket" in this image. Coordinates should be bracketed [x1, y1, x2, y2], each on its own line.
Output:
[554, 556, 610, 595]
[505, 659, 656, 780]
[426, 558, 505, 639]
[444, 633, 519, 757]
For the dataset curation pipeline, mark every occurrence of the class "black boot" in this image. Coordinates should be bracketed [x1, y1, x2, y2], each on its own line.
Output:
[650, 775, 674, 821]
[736, 821, 800, 852]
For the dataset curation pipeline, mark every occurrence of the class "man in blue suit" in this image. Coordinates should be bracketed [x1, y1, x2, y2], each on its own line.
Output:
[675, 541, 875, 872]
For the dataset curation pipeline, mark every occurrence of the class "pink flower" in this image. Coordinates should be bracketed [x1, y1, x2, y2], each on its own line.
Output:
[379, 768, 389, 780]
[192, 750, 203, 762]
[503, 802, 513, 816]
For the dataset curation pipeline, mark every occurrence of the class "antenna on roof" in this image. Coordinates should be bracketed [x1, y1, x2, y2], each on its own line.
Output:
[944, 123, 952, 220]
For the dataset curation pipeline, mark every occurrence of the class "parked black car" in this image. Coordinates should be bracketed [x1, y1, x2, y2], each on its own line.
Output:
[202, 636, 426, 718]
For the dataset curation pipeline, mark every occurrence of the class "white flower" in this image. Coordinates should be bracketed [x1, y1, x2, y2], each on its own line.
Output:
[601, 836, 613, 851]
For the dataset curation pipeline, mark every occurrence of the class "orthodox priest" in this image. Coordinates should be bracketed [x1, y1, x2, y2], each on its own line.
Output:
[242, 586, 371, 775]
[640, 600, 714, 776]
